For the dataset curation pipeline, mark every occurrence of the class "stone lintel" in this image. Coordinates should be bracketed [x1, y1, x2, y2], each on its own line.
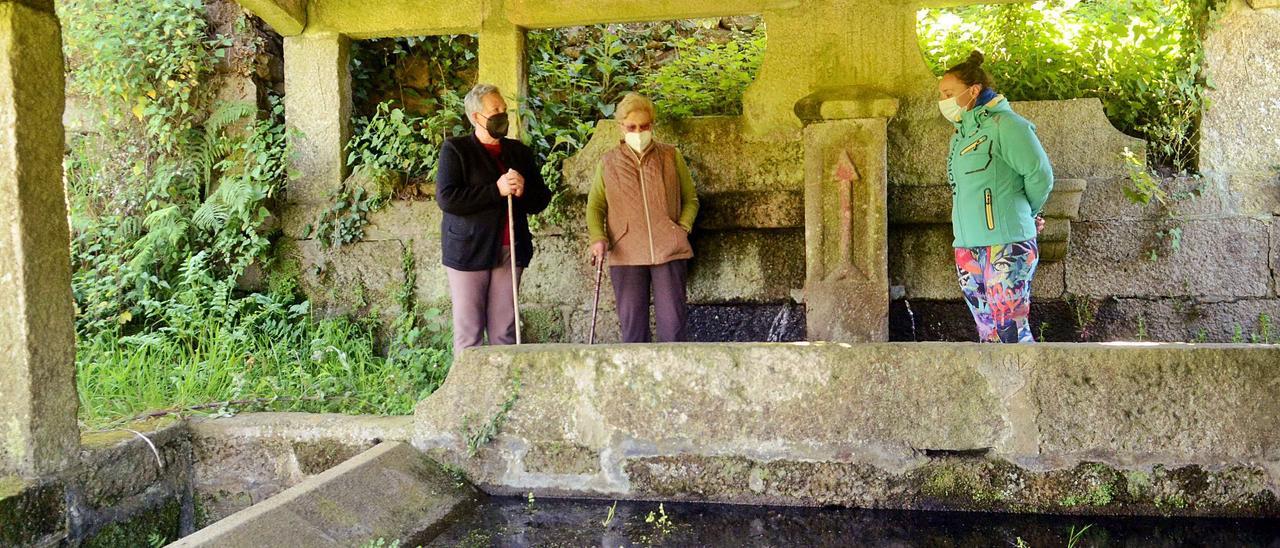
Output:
[795, 87, 902, 122]
[0, 0, 55, 14]
[237, 0, 306, 36]
[504, 0, 785, 28]
[305, 0, 483, 38]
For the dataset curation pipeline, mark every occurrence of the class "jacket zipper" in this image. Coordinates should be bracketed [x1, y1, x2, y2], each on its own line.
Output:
[984, 188, 995, 231]
[632, 148, 657, 263]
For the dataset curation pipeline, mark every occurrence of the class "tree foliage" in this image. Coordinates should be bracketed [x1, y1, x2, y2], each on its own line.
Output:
[918, 0, 1224, 171]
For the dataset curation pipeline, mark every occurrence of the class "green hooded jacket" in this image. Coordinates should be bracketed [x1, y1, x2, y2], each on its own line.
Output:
[947, 95, 1054, 248]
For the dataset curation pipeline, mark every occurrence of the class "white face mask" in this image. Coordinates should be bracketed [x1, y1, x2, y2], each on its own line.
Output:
[937, 87, 976, 123]
[624, 130, 653, 153]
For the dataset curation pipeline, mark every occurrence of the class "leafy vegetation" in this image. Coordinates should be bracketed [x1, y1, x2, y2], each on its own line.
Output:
[918, 0, 1224, 172]
[61, 0, 450, 428]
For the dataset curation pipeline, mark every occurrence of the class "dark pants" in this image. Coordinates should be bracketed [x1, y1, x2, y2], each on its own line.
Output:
[610, 260, 689, 343]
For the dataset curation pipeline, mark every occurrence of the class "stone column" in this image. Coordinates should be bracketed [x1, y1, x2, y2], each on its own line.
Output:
[1199, 0, 1280, 215]
[284, 32, 352, 205]
[478, 2, 527, 137]
[800, 91, 898, 342]
[0, 0, 80, 477]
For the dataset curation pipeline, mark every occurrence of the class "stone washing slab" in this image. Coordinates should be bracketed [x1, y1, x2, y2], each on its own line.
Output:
[172, 441, 475, 547]
[414, 342, 1280, 516]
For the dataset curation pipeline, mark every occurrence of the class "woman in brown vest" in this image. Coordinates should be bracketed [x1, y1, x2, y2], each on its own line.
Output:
[586, 93, 700, 343]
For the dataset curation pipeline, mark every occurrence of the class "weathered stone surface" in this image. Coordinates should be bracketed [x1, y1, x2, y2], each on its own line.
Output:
[690, 229, 805, 304]
[1272, 216, 1279, 295]
[889, 227, 1066, 301]
[889, 99, 1143, 188]
[696, 190, 804, 230]
[287, 239, 407, 321]
[1075, 174, 1233, 221]
[794, 87, 901, 122]
[563, 118, 804, 196]
[284, 32, 351, 205]
[414, 342, 1280, 515]
[1028, 345, 1280, 463]
[190, 413, 412, 525]
[804, 119, 890, 342]
[1014, 99, 1145, 180]
[236, 0, 305, 35]
[306, 0, 484, 38]
[1088, 297, 1280, 343]
[477, 17, 527, 137]
[0, 2, 79, 477]
[173, 442, 476, 547]
[0, 477, 64, 546]
[1065, 219, 1273, 298]
[62, 417, 195, 547]
[1201, 0, 1280, 177]
[519, 233, 598, 306]
[365, 200, 440, 242]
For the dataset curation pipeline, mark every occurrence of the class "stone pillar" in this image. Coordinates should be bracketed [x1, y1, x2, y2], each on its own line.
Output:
[0, 0, 80, 477]
[284, 32, 352, 204]
[800, 90, 897, 342]
[1199, 0, 1280, 215]
[478, 2, 527, 138]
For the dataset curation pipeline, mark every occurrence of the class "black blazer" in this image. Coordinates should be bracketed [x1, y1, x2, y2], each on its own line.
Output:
[436, 134, 551, 271]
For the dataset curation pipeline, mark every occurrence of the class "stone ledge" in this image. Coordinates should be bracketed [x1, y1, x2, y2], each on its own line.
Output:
[414, 342, 1280, 516]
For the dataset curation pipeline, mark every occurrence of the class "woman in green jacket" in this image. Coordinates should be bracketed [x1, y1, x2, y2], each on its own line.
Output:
[939, 51, 1052, 343]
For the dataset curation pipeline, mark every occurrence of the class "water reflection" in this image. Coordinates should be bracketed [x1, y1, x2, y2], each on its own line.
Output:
[427, 496, 1280, 547]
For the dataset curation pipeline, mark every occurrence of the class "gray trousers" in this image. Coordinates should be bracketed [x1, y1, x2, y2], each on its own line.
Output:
[610, 259, 689, 343]
[446, 247, 523, 351]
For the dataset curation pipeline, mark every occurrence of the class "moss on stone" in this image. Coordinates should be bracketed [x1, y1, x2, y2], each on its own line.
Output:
[0, 479, 63, 546]
[80, 416, 180, 450]
[521, 307, 565, 344]
[83, 499, 182, 548]
[293, 439, 365, 475]
[524, 441, 598, 475]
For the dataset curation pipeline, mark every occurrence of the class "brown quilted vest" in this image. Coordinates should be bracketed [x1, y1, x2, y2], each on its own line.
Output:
[601, 141, 694, 266]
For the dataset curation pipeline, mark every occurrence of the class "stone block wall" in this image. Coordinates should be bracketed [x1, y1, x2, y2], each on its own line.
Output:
[275, 0, 1280, 344]
[284, 117, 809, 344]
[285, 93, 1280, 343]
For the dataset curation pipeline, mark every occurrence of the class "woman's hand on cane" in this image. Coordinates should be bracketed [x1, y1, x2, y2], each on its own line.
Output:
[497, 169, 524, 198]
[588, 241, 607, 267]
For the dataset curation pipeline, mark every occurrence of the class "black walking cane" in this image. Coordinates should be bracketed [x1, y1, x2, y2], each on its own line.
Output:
[588, 251, 605, 344]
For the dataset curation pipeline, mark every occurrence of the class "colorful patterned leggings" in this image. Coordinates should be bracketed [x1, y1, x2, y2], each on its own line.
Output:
[954, 239, 1039, 343]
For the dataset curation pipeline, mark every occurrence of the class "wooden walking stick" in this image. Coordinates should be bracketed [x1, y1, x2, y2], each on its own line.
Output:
[589, 251, 605, 344]
[508, 195, 521, 345]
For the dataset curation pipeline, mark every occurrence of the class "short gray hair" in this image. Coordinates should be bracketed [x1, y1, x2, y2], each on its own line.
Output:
[464, 83, 501, 118]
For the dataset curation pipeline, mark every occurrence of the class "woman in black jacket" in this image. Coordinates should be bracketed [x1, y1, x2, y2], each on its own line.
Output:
[436, 84, 551, 351]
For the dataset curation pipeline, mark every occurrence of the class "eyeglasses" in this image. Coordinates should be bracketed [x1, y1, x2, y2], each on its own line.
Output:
[621, 122, 652, 132]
